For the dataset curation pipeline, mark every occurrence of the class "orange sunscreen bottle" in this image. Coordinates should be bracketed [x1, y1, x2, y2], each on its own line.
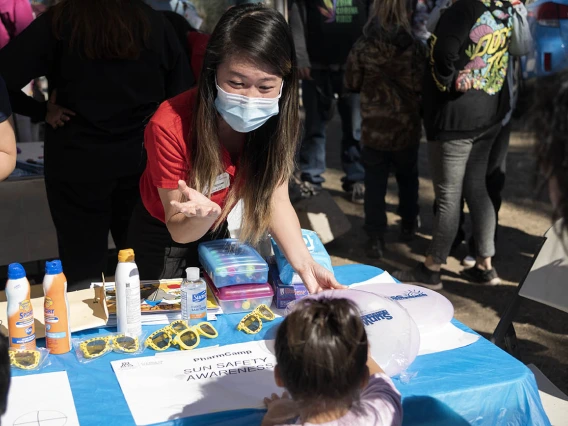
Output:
[43, 260, 71, 354]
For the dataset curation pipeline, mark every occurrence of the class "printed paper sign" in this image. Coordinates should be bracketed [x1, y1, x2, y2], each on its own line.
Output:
[111, 341, 279, 425]
[1, 372, 80, 426]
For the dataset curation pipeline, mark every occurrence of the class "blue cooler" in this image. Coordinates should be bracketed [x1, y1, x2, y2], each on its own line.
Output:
[271, 229, 334, 285]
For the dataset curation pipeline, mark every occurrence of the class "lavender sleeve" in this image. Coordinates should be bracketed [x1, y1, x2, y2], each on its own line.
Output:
[275, 374, 403, 426]
[358, 373, 403, 426]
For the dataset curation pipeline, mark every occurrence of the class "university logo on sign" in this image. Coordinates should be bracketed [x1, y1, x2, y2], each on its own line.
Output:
[120, 361, 136, 370]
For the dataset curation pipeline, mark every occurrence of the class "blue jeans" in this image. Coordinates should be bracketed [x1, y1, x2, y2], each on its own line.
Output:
[299, 69, 364, 188]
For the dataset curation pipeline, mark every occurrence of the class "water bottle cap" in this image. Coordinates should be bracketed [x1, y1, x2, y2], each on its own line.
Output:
[8, 263, 26, 280]
[186, 267, 200, 281]
[118, 249, 135, 262]
[45, 260, 63, 275]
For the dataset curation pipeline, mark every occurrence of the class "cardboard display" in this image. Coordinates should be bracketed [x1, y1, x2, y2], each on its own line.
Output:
[0, 285, 108, 339]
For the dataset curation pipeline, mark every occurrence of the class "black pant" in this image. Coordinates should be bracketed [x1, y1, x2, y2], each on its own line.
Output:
[45, 174, 141, 291]
[485, 121, 511, 225]
[363, 145, 420, 237]
[127, 201, 229, 280]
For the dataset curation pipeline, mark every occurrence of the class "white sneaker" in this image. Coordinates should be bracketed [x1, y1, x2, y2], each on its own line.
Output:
[351, 182, 365, 205]
[461, 255, 476, 268]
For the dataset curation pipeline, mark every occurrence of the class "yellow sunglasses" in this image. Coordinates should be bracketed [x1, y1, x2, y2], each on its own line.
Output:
[168, 320, 191, 335]
[80, 335, 140, 359]
[9, 349, 40, 370]
[174, 322, 219, 351]
[237, 304, 276, 334]
[145, 328, 174, 352]
[146, 321, 218, 351]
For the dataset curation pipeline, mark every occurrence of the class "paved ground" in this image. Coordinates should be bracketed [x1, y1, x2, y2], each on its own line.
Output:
[319, 117, 568, 394]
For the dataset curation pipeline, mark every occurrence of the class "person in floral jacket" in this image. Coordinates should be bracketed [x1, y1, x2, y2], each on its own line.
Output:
[345, 0, 427, 258]
[393, 0, 514, 289]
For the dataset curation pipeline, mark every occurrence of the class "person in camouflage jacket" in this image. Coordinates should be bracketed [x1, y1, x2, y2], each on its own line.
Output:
[345, 5, 427, 258]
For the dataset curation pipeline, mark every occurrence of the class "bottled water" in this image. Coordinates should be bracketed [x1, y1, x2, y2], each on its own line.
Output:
[181, 267, 207, 325]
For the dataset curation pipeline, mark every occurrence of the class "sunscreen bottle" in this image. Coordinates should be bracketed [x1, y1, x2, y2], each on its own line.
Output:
[6, 263, 36, 350]
[43, 260, 71, 354]
[115, 249, 141, 337]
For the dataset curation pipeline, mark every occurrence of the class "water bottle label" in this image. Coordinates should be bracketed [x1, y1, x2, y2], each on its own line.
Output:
[181, 287, 190, 321]
[192, 290, 206, 303]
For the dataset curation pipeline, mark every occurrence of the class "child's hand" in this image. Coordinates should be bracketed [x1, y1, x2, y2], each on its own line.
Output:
[261, 392, 298, 426]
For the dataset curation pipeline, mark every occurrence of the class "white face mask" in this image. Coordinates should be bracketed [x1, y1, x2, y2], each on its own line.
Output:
[214, 80, 283, 133]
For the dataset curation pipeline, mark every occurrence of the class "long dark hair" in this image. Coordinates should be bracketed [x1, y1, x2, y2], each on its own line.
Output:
[191, 4, 300, 244]
[532, 71, 568, 228]
[275, 298, 369, 416]
[51, 0, 151, 60]
[365, 0, 412, 36]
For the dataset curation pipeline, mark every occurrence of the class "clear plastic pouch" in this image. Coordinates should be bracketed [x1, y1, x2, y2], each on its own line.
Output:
[73, 332, 146, 363]
[9, 347, 51, 371]
[198, 239, 269, 288]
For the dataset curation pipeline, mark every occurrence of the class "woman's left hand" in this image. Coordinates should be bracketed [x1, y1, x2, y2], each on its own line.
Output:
[297, 261, 347, 294]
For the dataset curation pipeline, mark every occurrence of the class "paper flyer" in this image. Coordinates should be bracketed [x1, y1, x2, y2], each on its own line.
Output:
[104, 279, 183, 314]
[1, 371, 80, 426]
[111, 341, 280, 425]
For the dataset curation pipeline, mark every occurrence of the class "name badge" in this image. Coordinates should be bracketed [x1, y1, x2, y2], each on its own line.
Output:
[210, 173, 230, 194]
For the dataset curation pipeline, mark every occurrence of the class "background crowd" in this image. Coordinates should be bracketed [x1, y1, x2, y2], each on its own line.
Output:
[0, 0, 545, 292]
[0, 0, 567, 419]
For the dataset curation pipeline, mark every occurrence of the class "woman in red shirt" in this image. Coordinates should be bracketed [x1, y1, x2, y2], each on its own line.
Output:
[129, 4, 343, 293]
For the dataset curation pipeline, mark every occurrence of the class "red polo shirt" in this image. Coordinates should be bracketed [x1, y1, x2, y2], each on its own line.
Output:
[140, 88, 237, 223]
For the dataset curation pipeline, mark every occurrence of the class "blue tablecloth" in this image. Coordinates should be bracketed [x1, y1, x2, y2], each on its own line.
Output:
[15, 265, 550, 426]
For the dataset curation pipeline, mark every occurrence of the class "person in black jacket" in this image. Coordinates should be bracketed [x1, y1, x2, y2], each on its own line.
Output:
[394, 0, 513, 289]
[0, 0, 191, 290]
[289, 0, 370, 205]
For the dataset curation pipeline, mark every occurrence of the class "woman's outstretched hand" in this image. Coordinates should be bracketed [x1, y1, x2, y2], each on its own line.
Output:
[169, 180, 221, 219]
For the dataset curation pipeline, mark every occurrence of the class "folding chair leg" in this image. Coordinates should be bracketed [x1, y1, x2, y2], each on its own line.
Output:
[491, 294, 522, 346]
[503, 323, 522, 360]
